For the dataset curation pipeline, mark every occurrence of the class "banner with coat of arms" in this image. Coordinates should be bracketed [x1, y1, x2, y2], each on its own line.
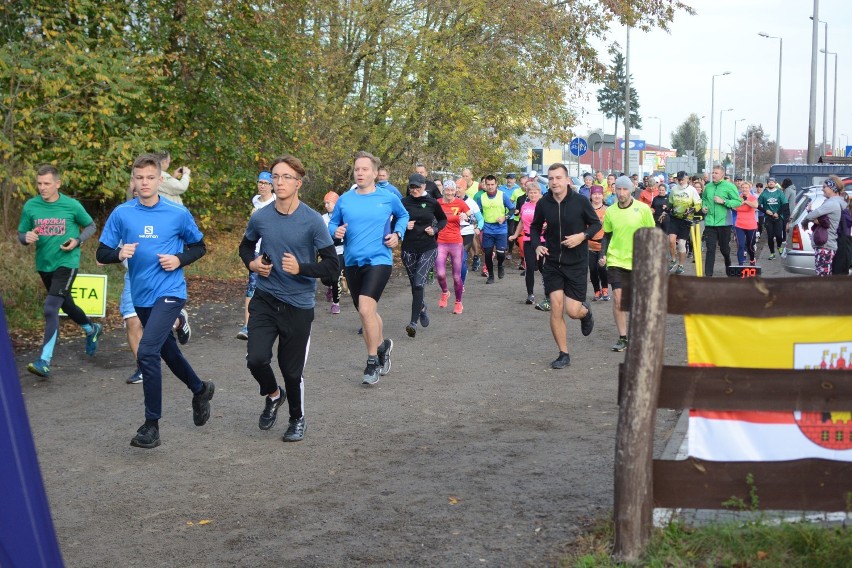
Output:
[685, 314, 852, 461]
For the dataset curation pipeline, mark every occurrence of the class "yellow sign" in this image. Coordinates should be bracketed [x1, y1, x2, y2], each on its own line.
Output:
[65, 274, 107, 318]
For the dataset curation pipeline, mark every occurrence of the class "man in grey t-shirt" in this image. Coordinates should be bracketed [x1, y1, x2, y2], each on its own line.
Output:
[238, 154, 339, 443]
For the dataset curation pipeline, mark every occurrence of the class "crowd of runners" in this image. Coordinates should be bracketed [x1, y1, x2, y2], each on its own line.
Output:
[20, 149, 849, 449]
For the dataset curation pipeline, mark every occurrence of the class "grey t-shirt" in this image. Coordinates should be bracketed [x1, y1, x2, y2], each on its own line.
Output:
[245, 202, 334, 308]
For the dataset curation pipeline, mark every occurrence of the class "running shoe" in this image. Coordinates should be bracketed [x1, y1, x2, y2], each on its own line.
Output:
[405, 323, 417, 338]
[601, 290, 611, 301]
[497, 265, 505, 279]
[283, 417, 306, 442]
[486, 276, 495, 284]
[236, 325, 249, 340]
[377, 338, 393, 375]
[453, 301, 463, 315]
[325, 286, 333, 302]
[192, 381, 215, 426]
[471, 257, 481, 272]
[419, 307, 430, 327]
[176, 310, 191, 345]
[259, 392, 286, 430]
[438, 291, 450, 308]
[27, 359, 51, 378]
[611, 337, 629, 352]
[481, 268, 489, 277]
[580, 301, 594, 336]
[550, 352, 571, 369]
[126, 368, 143, 384]
[674, 265, 684, 275]
[518, 262, 525, 271]
[362, 358, 381, 385]
[668, 259, 677, 271]
[768, 253, 775, 260]
[85, 323, 103, 356]
[130, 422, 160, 449]
[331, 303, 340, 314]
[535, 299, 551, 312]
[592, 290, 602, 302]
[357, 327, 363, 335]
[526, 294, 535, 305]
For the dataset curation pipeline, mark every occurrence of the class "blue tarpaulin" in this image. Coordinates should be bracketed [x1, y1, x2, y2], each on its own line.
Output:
[0, 296, 64, 567]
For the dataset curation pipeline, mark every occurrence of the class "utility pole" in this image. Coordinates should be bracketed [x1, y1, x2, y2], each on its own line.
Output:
[623, 26, 631, 175]
[806, 0, 820, 163]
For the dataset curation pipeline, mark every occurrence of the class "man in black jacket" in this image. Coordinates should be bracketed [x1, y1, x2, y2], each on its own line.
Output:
[529, 163, 601, 370]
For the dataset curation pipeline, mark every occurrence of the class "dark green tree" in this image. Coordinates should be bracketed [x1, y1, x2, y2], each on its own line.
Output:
[670, 113, 708, 173]
[596, 48, 641, 171]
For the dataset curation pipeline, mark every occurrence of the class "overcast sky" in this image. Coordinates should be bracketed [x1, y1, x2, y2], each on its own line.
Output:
[574, 0, 851, 154]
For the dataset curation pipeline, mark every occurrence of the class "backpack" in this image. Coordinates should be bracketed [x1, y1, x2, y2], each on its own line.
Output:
[838, 207, 852, 238]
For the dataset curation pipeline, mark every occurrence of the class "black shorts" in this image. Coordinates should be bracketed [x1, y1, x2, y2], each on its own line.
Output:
[667, 217, 692, 241]
[344, 264, 393, 308]
[462, 233, 474, 249]
[38, 267, 78, 297]
[606, 267, 631, 291]
[541, 261, 587, 302]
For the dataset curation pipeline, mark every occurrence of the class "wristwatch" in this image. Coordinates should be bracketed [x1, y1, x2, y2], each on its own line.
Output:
[394, 231, 402, 240]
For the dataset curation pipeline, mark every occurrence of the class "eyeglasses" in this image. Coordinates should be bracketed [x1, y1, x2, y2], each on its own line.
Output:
[271, 174, 301, 182]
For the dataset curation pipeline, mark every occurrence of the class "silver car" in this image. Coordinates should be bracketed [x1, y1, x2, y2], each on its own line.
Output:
[783, 184, 852, 275]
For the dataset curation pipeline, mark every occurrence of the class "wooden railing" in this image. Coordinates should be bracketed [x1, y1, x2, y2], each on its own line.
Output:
[612, 228, 852, 562]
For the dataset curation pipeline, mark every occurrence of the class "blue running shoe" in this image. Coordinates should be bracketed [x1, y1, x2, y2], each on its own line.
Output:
[28, 359, 51, 378]
[85, 323, 103, 356]
[419, 306, 430, 328]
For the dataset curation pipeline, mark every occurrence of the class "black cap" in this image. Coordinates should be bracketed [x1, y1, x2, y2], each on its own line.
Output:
[408, 173, 426, 187]
[676, 170, 688, 180]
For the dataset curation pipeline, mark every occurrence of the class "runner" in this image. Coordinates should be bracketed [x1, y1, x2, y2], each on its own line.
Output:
[599, 176, 656, 352]
[238, 154, 338, 442]
[237, 171, 275, 339]
[586, 185, 609, 301]
[327, 151, 409, 385]
[529, 164, 600, 370]
[509, 181, 546, 305]
[97, 153, 212, 449]
[458, 187, 483, 287]
[321, 191, 346, 315]
[666, 171, 703, 274]
[18, 164, 102, 378]
[435, 179, 470, 316]
[401, 173, 447, 338]
[475, 175, 515, 284]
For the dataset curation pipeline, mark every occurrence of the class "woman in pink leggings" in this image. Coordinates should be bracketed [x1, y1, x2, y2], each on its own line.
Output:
[436, 180, 470, 314]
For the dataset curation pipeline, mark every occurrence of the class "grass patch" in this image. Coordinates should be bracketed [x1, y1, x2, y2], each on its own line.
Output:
[562, 514, 852, 567]
[1, 229, 246, 342]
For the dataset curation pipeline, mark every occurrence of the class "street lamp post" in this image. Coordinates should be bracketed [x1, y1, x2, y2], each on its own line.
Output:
[758, 32, 782, 164]
[710, 72, 730, 170]
[820, 49, 837, 155]
[733, 118, 745, 178]
[719, 108, 733, 174]
[807, 5, 821, 163]
[810, 17, 828, 155]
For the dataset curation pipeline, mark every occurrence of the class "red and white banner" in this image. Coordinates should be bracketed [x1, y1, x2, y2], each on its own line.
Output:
[685, 314, 852, 461]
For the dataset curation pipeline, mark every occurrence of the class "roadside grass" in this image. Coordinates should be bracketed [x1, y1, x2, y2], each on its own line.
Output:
[1, 230, 245, 341]
[562, 514, 852, 567]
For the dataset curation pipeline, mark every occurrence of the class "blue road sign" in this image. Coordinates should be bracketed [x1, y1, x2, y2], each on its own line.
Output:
[618, 139, 646, 150]
[845, 145, 852, 158]
[569, 137, 588, 157]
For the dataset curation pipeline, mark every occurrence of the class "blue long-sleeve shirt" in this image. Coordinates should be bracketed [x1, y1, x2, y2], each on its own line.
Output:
[327, 186, 409, 267]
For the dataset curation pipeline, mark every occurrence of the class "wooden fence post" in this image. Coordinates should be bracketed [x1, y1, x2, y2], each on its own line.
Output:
[613, 228, 669, 562]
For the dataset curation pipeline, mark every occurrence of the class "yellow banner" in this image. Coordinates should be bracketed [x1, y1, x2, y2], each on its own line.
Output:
[65, 274, 108, 318]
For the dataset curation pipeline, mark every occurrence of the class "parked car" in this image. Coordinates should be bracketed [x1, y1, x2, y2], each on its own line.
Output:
[783, 180, 852, 275]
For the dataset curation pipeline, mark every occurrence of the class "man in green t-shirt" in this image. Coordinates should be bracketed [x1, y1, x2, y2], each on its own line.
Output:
[600, 175, 656, 352]
[17, 164, 101, 377]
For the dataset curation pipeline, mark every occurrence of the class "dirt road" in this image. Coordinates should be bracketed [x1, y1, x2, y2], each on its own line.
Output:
[16, 243, 791, 566]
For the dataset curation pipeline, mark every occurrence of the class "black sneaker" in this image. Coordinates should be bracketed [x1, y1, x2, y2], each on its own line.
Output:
[362, 358, 380, 385]
[580, 301, 594, 336]
[525, 294, 535, 305]
[405, 323, 417, 338]
[611, 337, 629, 352]
[175, 309, 191, 345]
[550, 352, 571, 369]
[126, 368, 143, 384]
[192, 381, 215, 426]
[283, 417, 306, 442]
[259, 393, 286, 430]
[377, 338, 393, 376]
[497, 265, 505, 279]
[130, 422, 160, 449]
[486, 276, 495, 284]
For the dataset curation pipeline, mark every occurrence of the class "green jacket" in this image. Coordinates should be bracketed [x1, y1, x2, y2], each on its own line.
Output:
[701, 180, 741, 226]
